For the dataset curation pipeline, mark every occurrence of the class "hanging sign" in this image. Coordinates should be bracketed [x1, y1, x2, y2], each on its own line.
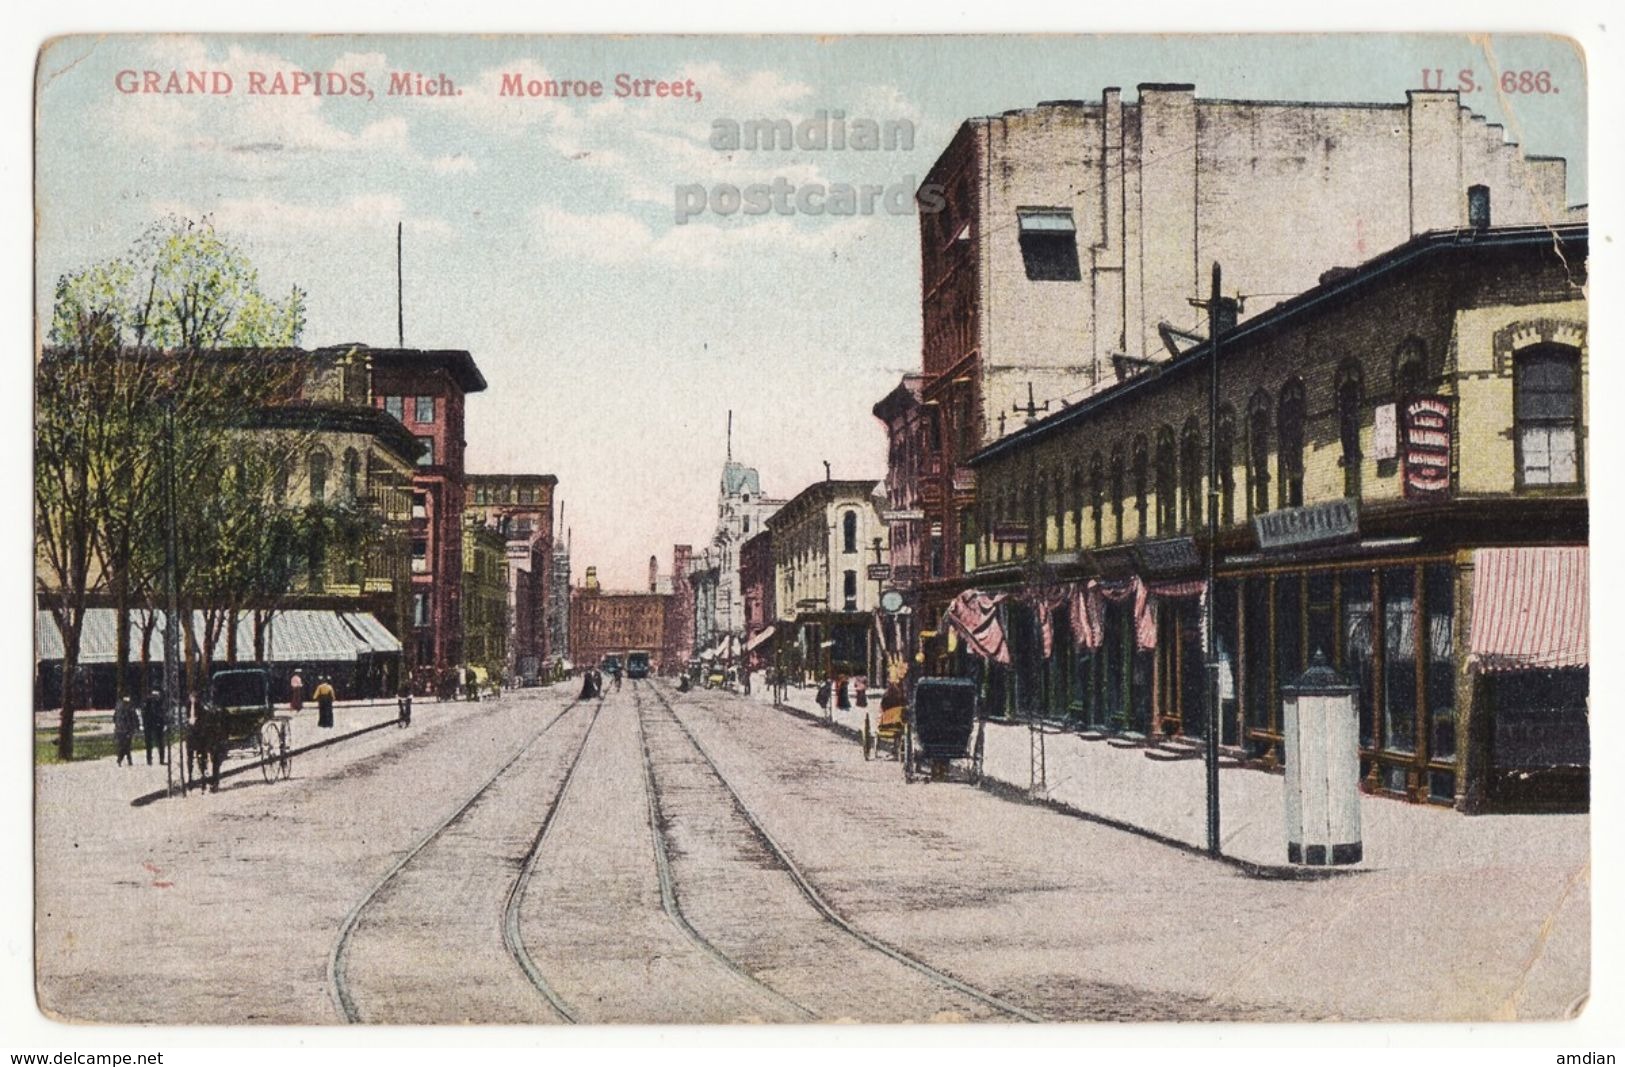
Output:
[1253, 498, 1360, 552]
[1401, 395, 1453, 502]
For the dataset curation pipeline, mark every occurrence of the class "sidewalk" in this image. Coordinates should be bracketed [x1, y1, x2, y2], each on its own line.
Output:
[746, 677, 1589, 877]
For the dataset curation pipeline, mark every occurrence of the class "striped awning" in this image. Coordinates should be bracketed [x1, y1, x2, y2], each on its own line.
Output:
[35, 608, 399, 665]
[1469, 547, 1588, 672]
[744, 626, 776, 653]
[341, 611, 405, 654]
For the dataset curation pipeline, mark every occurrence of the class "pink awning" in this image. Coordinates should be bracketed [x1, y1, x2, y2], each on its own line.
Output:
[943, 589, 1011, 664]
[1469, 547, 1588, 672]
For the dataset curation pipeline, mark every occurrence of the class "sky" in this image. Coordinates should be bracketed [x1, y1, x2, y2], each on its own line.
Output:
[33, 33, 1588, 588]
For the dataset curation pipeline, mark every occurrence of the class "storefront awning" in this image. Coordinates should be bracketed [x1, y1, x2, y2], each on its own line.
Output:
[35, 608, 401, 666]
[340, 611, 405, 654]
[1469, 547, 1588, 672]
[744, 626, 776, 653]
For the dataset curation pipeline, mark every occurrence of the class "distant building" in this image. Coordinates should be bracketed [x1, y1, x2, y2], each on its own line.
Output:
[465, 473, 557, 683]
[767, 478, 887, 682]
[370, 347, 488, 679]
[461, 518, 509, 678]
[739, 529, 775, 671]
[703, 459, 785, 649]
[548, 522, 573, 669]
[872, 374, 928, 670]
[570, 547, 693, 673]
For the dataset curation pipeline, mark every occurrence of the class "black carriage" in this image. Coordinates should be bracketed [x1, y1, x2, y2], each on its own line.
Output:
[902, 677, 985, 784]
[189, 668, 292, 791]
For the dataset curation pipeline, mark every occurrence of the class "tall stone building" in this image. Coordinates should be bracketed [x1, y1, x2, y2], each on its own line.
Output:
[465, 473, 557, 683]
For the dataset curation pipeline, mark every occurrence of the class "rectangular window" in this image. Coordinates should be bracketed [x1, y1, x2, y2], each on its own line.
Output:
[415, 396, 436, 424]
[1016, 208, 1081, 281]
[412, 592, 429, 627]
[1382, 567, 1418, 754]
[416, 436, 435, 467]
[843, 570, 858, 612]
[412, 492, 427, 520]
[1517, 350, 1580, 487]
[411, 539, 429, 574]
[383, 395, 404, 421]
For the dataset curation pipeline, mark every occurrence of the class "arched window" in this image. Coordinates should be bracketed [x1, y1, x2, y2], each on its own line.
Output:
[309, 448, 330, 505]
[272, 458, 291, 504]
[1034, 472, 1047, 555]
[1336, 361, 1365, 498]
[1088, 454, 1105, 546]
[1109, 445, 1125, 543]
[1180, 417, 1202, 533]
[1277, 378, 1306, 509]
[1071, 466, 1084, 549]
[343, 448, 362, 501]
[1155, 427, 1177, 535]
[1131, 435, 1150, 539]
[842, 510, 858, 553]
[1247, 390, 1271, 517]
[1515, 344, 1582, 488]
[1216, 405, 1236, 526]
[1394, 339, 1427, 399]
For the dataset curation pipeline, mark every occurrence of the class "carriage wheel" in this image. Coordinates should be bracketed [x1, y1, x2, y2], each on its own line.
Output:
[257, 728, 274, 783]
[902, 726, 914, 783]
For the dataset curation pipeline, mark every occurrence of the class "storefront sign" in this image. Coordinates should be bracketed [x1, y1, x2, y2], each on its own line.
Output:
[1372, 402, 1398, 461]
[891, 564, 922, 587]
[867, 563, 892, 581]
[1086, 546, 1138, 579]
[1134, 536, 1201, 576]
[992, 521, 1030, 544]
[1401, 395, 1453, 502]
[1253, 498, 1360, 552]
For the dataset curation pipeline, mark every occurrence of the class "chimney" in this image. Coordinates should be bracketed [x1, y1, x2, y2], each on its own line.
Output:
[1468, 184, 1492, 229]
[649, 554, 659, 592]
[584, 566, 599, 593]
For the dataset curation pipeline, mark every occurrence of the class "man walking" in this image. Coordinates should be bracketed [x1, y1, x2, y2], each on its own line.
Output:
[396, 683, 413, 728]
[314, 676, 336, 729]
[113, 698, 138, 767]
[141, 688, 167, 765]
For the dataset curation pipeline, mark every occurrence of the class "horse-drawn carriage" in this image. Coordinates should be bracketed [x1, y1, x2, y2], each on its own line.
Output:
[899, 677, 985, 785]
[187, 668, 292, 792]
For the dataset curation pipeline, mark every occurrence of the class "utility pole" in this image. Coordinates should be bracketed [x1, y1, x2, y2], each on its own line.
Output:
[1191, 262, 1237, 857]
[397, 221, 405, 347]
[161, 400, 183, 797]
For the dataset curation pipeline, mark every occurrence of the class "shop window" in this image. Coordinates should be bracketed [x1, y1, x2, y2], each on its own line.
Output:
[1016, 208, 1081, 281]
[415, 396, 436, 424]
[308, 449, 330, 505]
[1216, 406, 1236, 527]
[1154, 427, 1177, 535]
[1243, 578, 1272, 745]
[1306, 571, 1335, 665]
[1277, 378, 1306, 509]
[842, 510, 858, 553]
[1247, 391, 1271, 517]
[1336, 362, 1365, 499]
[1275, 575, 1303, 714]
[1132, 435, 1150, 539]
[1341, 569, 1376, 748]
[1180, 418, 1202, 533]
[1382, 567, 1418, 755]
[1214, 579, 1241, 746]
[1515, 345, 1582, 488]
[1424, 563, 1457, 763]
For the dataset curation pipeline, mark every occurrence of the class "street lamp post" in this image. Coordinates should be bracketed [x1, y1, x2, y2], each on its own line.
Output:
[1200, 262, 1235, 857]
[161, 399, 184, 797]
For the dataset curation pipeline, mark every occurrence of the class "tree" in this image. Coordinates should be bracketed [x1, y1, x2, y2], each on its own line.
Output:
[39, 215, 307, 759]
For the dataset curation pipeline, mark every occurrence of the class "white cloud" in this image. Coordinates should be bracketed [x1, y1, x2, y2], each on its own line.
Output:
[154, 193, 452, 239]
[531, 203, 882, 270]
[430, 153, 478, 174]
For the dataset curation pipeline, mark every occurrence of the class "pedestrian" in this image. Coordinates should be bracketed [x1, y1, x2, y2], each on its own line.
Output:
[836, 675, 850, 710]
[314, 676, 336, 729]
[289, 669, 305, 712]
[397, 683, 413, 728]
[579, 668, 597, 700]
[464, 666, 479, 702]
[141, 688, 167, 765]
[612, 666, 623, 692]
[854, 677, 868, 708]
[113, 697, 138, 766]
[815, 678, 831, 711]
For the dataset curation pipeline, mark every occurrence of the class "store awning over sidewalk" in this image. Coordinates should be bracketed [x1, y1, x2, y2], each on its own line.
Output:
[1469, 546, 1589, 672]
[744, 626, 776, 653]
[35, 608, 402, 666]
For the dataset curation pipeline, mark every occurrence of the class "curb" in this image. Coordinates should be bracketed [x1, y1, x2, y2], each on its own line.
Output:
[765, 697, 1357, 882]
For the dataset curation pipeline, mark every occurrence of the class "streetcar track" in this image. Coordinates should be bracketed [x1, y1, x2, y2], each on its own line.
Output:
[327, 694, 596, 1023]
[500, 699, 609, 1024]
[630, 685, 819, 1022]
[641, 679, 1047, 1023]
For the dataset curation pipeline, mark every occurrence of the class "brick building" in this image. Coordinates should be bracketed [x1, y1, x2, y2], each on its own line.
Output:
[461, 518, 509, 678]
[958, 223, 1587, 813]
[739, 529, 774, 670]
[570, 547, 693, 674]
[370, 348, 487, 681]
[912, 85, 1577, 626]
[871, 374, 928, 667]
[465, 473, 557, 683]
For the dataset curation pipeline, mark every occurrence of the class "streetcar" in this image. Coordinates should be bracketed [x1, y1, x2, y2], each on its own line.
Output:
[625, 651, 651, 679]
